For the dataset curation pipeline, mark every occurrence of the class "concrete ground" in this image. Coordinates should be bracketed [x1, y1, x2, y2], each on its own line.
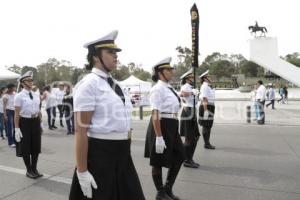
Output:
[0, 101, 300, 200]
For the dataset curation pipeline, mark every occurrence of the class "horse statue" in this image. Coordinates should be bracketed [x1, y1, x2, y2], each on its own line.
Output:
[248, 21, 268, 37]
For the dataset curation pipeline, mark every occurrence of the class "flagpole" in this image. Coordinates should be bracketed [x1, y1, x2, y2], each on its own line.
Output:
[190, 3, 199, 120]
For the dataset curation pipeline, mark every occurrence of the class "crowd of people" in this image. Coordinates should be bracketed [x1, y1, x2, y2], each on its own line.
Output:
[250, 81, 289, 124]
[0, 81, 75, 148]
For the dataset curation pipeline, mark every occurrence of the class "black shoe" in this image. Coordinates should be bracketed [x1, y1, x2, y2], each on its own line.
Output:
[26, 170, 38, 179]
[60, 124, 64, 127]
[49, 127, 54, 130]
[52, 125, 58, 129]
[183, 160, 199, 168]
[67, 132, 72, 135]
[156, 190, 172, 200]
[32, 169, 43, 178]
[191, 160, 200, 167]
[204, 144, 216, 150]
[164, 186, 181, 200]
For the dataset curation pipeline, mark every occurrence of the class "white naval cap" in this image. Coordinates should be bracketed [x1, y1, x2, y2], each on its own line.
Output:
[83, 30, 121, 52]
[153, 57, 173, 70]
[180, 68, 194, 80]
[199, 70, 209, 78]
[18, 71, 33, 82]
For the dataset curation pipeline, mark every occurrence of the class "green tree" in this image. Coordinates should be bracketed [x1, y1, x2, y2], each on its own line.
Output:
[239, 61, 262, 77]
[7, 64, 22, 74]
[210, 60, 235, 79]
[283, 52, 300, 67]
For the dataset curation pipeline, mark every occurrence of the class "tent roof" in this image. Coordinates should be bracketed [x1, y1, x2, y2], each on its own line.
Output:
[120, 75, 151, 86]
[0, 68, 20, 80]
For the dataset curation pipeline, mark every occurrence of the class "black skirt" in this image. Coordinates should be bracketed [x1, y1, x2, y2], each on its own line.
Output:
[179, 107, 200, 140]
[198, 104, 215, 128]
[16, 117, 41, 157]
[69, 138, 145, 200]
[144, 117, 185, 168]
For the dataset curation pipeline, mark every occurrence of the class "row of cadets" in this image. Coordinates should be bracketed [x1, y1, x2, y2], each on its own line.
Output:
[69, 30, 145, 200]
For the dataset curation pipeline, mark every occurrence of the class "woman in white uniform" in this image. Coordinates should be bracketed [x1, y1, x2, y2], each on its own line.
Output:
[14, 71, 43, 179]
[198, 70, 216, 149]
[144, 57, 185, 200]
[179, 68, 200, 168]
[69, 30, 145, 200]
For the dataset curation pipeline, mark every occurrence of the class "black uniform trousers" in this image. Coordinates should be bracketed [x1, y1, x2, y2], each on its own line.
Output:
[16, 117, 41, 157]
[69, 138, 145, 200]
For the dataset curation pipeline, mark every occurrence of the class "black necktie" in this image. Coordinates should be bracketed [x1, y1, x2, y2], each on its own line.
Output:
[29, 92, 33, 100]
[107, 77, 125, 105]
[168, 87, 181, 107]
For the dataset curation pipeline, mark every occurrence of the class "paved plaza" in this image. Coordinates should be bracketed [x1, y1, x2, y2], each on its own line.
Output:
[0, 101, 300, 200]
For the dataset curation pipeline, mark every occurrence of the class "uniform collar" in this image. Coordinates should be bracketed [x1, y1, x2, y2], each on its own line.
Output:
[92, 67, 109, 79]
[22, 88, 32, 94]
[158, 80, 171, 88]
[203, 82, 209, 86]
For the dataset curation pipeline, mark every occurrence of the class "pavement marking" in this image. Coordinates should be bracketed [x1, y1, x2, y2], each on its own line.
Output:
[0, 165, 72, 185]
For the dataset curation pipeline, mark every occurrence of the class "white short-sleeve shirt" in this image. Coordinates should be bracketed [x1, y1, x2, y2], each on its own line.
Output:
[255, 85, 266, 101]
[55, 90, 65, 105]
[14, 89, 40, 118]
[200, 82, 215, 104]
[73, 68, 132, 135]
[180, 83, 195, 107]
[3, 93, 15, 110]
[150, 80, 180, 113]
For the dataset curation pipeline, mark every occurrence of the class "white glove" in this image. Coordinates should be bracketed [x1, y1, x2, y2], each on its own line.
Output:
[191, 89, 199, 96]
[76, 170, 98, 198]
[155, 136, 167, 154]
[15, 128, 23, 142]
[203, 110, 210, 120]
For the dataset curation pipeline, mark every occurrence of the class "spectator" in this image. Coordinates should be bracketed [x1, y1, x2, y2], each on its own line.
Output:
[3, 83, 16, 147]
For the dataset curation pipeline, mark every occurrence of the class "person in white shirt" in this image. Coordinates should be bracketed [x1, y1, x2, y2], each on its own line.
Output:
[0, 87, 7, 139]
[41, 85, 57, 130]
[179, 68, 200, 169]
[198, 70, 216, 150]
[144, 57, 184, 200]
[69, 30, 144, 200]
[266, 83, 276, 109]
[255, 80, 266, 124]
[14, 71, 43, 179]
[3, 83, 16, 147]
[55, 82, 65, 127]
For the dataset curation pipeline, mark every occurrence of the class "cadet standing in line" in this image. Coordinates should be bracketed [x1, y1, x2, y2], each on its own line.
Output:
[179, 68, 201, 168]
[198, 70, 216, 150]
[14, 71, 43, 179]
[145, 57, 185, 200]
[69, 30, 145, 200]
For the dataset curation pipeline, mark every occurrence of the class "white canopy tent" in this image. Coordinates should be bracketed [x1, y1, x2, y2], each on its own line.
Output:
[119, 75, 152, 106]
[119, 75, 151, 93]
[0, 68, 20, 80]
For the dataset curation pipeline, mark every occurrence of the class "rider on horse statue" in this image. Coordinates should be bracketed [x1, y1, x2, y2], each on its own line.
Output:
[249, 21, 268, 37]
